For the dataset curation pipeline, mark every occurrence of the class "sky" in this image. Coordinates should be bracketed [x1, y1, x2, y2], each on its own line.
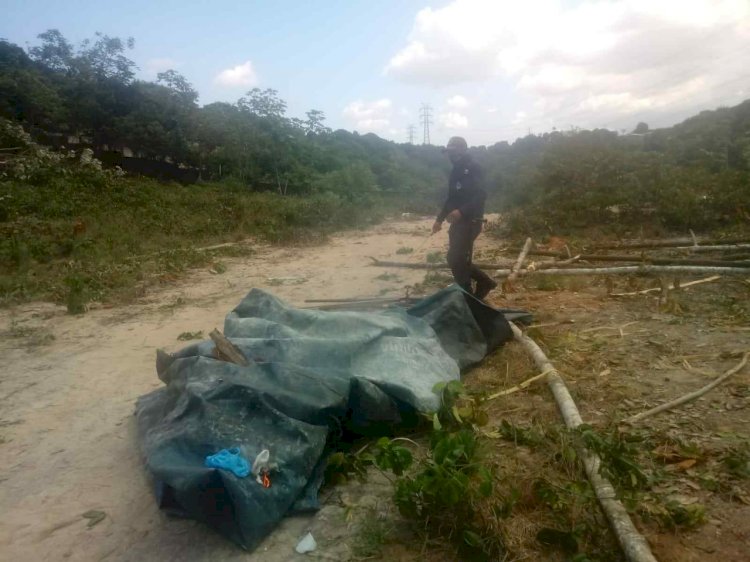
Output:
[1, 0, 749, 146]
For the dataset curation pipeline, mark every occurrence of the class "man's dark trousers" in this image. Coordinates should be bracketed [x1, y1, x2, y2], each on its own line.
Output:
[447, 219, 495, 293]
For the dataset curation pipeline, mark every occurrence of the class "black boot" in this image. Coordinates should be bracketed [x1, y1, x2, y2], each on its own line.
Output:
[474, 278, 497, 300]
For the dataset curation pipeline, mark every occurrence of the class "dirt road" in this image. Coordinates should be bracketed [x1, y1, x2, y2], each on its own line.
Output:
[4, 216, 749, 562]
[0, 216, 469, 562]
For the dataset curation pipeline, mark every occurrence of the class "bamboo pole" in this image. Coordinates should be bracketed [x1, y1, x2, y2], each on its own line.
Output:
[516, 251, 750, 268]
[590, 238, 750, 250]
[493, 265, 750, 277]
[370, 258, 750, 275]
[510, 323, 658, 562]
[625, 353, 749, 424]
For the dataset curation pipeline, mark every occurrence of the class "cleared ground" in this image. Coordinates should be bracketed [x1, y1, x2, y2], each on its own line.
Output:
[1, 216, 748, 561]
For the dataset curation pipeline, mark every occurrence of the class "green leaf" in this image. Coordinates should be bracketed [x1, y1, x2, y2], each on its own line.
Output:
[463, 530, 483, 547]
[433, 412, 442, 431]
[451, 405, 463, 423]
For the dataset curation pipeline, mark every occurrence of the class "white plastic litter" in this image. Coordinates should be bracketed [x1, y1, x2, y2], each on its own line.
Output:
[252, 449, 271, 485]
[294, 532, 317, 554]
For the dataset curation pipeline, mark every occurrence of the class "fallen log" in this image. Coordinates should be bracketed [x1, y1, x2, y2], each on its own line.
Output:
[510, 323, 658, 562]
[625, 352, 749, 424]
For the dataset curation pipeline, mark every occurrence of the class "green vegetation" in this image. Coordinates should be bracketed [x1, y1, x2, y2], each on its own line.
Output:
[327, 380, 750, 560]
[0, 119, 396, 307]
[2, 29, 749, 311]
[480, 110, 750, 235]
[0, 31, 447, 195]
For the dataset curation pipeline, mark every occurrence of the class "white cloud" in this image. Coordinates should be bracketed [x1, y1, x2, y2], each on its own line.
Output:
[439, 111, 469, 129]
[343, 98, 393, 132]
[214, 61, 258, 87]
[512, 111, 526, 125]
[446, 95, 469, 108]
[386, 0, 750, 135]
[145, 57, 179, 77]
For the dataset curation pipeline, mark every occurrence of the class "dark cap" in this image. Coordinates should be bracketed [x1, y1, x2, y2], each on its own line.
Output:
[443, 136, 468, 153]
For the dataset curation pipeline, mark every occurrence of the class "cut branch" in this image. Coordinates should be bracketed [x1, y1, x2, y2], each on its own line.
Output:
[210, 329, 249, 366]
[510, 323, 658, 562]
[486, 369, 552, 400]
[610, 275, 721, 297]
[508, 237, 533, 283]
[625, 352, 749, 424]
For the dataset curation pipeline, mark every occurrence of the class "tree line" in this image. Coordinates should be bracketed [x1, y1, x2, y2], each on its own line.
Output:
[0, 30, 447, 196]
[1, 29, 749, 232]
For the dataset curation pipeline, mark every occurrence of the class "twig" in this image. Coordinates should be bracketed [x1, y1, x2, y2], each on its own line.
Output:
[625, 352, 749, 424]
[610, 275, 721, 297]
[581, 321, 638, 333]
[486, 369, 553, 400]
[305, 296, 403, 303]
[368, 257, 447, 270]
[510, 323, 658, 562]
[527, 320, 575, 329]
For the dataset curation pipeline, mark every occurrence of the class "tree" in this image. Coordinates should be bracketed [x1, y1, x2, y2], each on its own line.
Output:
[28, 29, 74, 72]
[157, 70, 198, 105]
[237, 88, 286, 118]
[304, 110, 331, 135]
[0, 40, 66, 127]
[633, 122, 649, 134]
[77, 32, 137, 82]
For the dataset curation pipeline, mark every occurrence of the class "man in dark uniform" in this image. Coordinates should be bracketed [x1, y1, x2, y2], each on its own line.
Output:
[432, 136, 498, 300]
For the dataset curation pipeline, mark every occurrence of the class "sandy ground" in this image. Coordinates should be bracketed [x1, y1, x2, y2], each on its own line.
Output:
[0, 216, 473, 562]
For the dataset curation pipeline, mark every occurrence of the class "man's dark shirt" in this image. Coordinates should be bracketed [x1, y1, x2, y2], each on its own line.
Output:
[436, 154, 486, 223]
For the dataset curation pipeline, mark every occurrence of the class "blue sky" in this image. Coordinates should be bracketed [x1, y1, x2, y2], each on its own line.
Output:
[2, 0, 749, 146]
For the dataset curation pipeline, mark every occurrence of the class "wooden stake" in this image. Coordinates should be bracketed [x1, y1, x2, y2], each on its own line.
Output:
[625, 352, 749, 424]
[510, 323, 658, 562]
